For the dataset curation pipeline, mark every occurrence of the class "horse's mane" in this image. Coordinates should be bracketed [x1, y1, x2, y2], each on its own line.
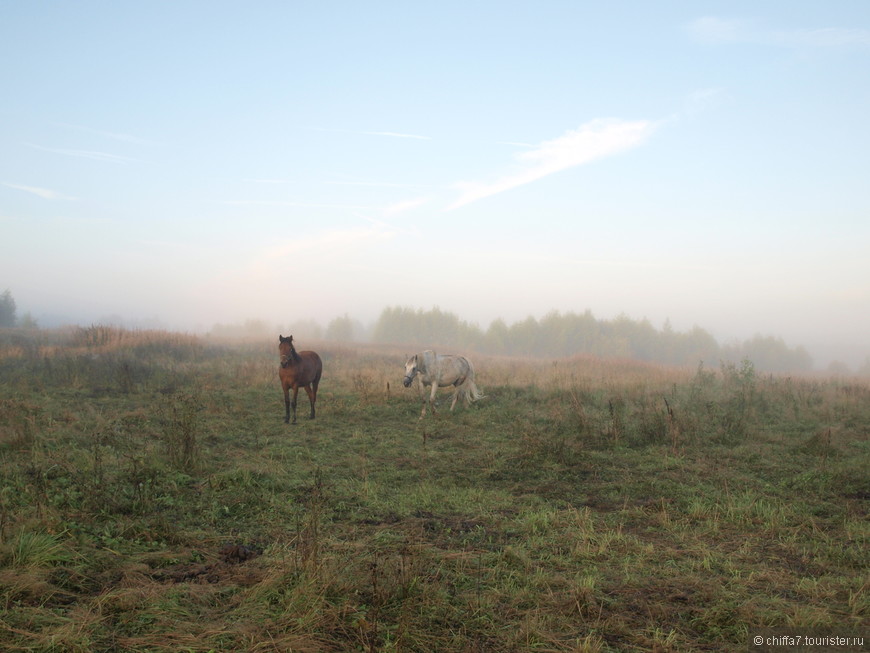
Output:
[419, 350, 436, 374]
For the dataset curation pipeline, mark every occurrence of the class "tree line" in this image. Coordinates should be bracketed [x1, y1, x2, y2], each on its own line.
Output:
[0, 288, 834, 373]
[369, 306, 814, 373]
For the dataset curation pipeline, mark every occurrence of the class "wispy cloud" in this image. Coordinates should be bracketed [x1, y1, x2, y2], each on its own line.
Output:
[306, 126, 431, 140]
[223, 199, 373, 210]
[496, 141, 535, 148]
[362, 131, 432, 140]
[57, 123, 157, 146]
[383, 197, 430, 215]
[225, 196, 430, 216]
[2, 181, 76, 200]
[447, 118, 659, 210]
[260, 225, 396, 265]
[27, 143, 136, 164]
[327, 179, 428, 189]
[688, 16, 870, 47]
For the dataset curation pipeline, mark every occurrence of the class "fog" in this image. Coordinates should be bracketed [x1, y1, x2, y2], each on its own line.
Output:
[2, 3, 868, 372]
[9, 291, 868, 374]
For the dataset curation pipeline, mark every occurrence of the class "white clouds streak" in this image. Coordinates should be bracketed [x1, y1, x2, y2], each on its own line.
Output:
[224, 199, 373, 210]
[447, 119, 658, 210]
[306, 126, 432, 140]
[224, 196, 429, 216]
[2, 181, 75, 200]
[57, 123, 157, 145]
[327, 180, 428, 189]
[688, 17, 870, 48]
[250, 225, 397, 281]
[383, 197, 429, 215]
[27, 143, 136, 164]
[363, 131, 432, 140]
[496, 141, 535, 148]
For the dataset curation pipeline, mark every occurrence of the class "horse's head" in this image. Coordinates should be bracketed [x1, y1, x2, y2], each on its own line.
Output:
[278, 334, 296, 368]
[402, 354, 418, 387]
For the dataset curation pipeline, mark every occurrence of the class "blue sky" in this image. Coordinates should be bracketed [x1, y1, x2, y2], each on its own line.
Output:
[2, 2, 868, 366]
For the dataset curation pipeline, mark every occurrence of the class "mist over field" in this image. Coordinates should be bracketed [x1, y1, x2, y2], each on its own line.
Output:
[6, 291, 868, 375]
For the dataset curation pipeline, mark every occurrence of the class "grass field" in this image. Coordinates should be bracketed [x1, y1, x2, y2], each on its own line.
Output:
[0, 327, 867, 652]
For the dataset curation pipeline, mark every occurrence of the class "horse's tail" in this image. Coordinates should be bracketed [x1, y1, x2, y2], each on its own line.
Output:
[460, 378, 484, 404]
[457, 359, 484, 405]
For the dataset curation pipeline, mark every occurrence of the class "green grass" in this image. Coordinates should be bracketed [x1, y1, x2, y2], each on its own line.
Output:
[0, 330, 867, 651]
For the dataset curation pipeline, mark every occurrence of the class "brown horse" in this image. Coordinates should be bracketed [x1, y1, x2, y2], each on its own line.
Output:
[278, 335, 323, 424]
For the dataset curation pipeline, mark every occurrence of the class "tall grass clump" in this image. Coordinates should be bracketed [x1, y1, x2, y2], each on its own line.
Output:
[4, 530, 71, 568]
[157, 391, 203, 472]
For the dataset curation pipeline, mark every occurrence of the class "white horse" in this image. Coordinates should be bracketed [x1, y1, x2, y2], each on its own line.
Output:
[403, 350, 484, 418]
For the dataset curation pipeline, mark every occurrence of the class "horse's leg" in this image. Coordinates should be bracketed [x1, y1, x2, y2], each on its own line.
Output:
[283, 384, 291, 424]
[429, 382, 439, 415]
[291, 385, 299, 424]
[450, 387, 459, 412]
[418, 383, 428, 418]
[310, 378, 319, 419]
[303, 384, 316, 419]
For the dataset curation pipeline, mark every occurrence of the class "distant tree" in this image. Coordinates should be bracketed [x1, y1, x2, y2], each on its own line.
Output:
[565, 310, 600, 355]
[608, 314, 657, 361]
[0, 289, 16, 327]
[723, 334, 813, 373]
[666, 325, 720, 367]
[18, 312, 39, 329]
[372, 306, 415, 344]
[370, 304, 814, 372]
[372, 306, 481, 348]
[325, 314, 355, 342]
[484, 318, 509, 354]
[539, 311, 570, 356]
[509, 316, 540, 356]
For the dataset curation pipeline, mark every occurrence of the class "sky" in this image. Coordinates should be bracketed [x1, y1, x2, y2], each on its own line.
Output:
[1, 2, 869, 367]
